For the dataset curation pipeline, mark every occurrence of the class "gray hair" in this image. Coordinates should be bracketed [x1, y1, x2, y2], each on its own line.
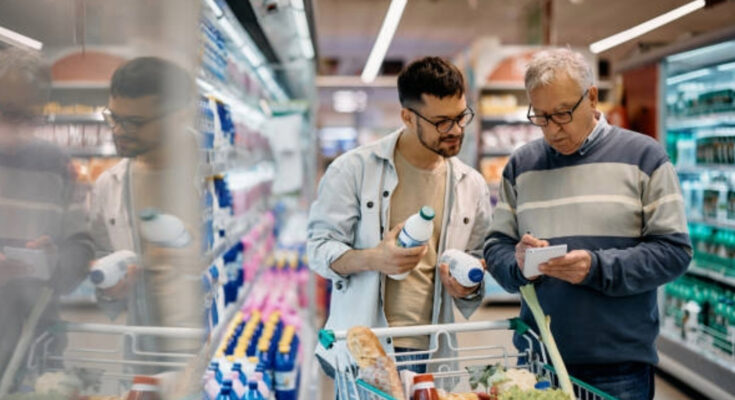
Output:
[524, 48, 593, 93]
[0, 46, 52, 105]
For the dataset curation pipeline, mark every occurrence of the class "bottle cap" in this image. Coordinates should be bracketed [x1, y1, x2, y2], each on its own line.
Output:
[535, 381, 551, 390]
[469, 268, 484, 283]
[89, 270, 105, 285]
[419, 206, 435, 220]
[139, 208, 159, 221]
[412, 374, 435, 384]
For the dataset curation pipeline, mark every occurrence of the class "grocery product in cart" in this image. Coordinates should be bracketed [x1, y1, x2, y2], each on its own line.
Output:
[412, 374, 440, 400]
[346, 326, 405, 399]
[320, 319, 615, 400]
[439, 249, 484, 288]
[126, 376, 161, 400]
[390, 206, 435, 280]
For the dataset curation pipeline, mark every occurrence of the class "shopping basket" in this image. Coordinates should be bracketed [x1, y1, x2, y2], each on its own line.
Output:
[318, 319, 616, 400]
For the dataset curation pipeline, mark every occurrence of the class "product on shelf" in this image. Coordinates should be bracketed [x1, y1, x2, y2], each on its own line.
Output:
[479, 156, 509, 185]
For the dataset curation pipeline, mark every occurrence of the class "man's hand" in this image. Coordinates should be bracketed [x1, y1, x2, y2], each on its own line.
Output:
[371, 222, 427, 276]
[538, 250, 591, 284]
[100, 264, 139, 301]
[515, 234, 548, 279]
[26, 235, 56, 252]
[439, 259, 484, 298]
[0, 252, 32, 286]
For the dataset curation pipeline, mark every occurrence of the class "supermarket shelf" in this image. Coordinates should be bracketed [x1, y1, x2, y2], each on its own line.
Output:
[657, 330, 735, 400]
[666, 112, 735, 130]
[688, 217, 735, 230]
[677, 164, 735, 173]
[67, 146, 117, 158]
[200, 211, 261, 269]
[199, 148, 273, 177]
[46, 113, 104, 124]
[687, 264, 735, 288]
[51, 81, 109, 90]
[481, 149, 514, 157]
[482, 116, 529, 125]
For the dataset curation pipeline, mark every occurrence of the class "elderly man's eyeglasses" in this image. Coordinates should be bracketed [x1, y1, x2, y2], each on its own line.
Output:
[527, 89, 589, 127]
[102, 108, 171, 132]
[408, 107, 475, 134]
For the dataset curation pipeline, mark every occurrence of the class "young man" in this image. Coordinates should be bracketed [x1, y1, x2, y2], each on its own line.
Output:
[484, 48, 691, 400]
[90, 57, 201, 360]
[308, 57, 492, 375]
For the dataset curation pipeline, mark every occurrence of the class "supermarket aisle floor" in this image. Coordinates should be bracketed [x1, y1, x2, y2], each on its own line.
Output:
[317, 303, 692, 400]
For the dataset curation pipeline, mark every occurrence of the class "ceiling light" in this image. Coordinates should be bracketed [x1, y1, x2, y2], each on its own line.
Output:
[717, 61, 735, 71]
[0, 25, 43, 51]
[589, 0, 705, 54]
[665, 68, 711, 85]
[204, 0, 224, 18]
[360, 0, 407, 83]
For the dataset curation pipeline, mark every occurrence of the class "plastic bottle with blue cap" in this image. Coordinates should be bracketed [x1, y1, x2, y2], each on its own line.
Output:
[389, 206, 435, 280]
[439, 249, 485, 288]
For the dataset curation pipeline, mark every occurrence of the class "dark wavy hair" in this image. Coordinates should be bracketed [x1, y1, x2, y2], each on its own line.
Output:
[110, 57, 193, 110]
[397, 56, 465, 107]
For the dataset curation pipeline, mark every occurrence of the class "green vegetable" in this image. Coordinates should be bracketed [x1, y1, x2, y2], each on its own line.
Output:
[467, 364, 503, 391]
[499, 386, 570, 400]
[519, 284, 574, 400]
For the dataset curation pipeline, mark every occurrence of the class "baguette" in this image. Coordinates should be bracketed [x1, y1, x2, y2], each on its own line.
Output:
[346, 326, 405, 400]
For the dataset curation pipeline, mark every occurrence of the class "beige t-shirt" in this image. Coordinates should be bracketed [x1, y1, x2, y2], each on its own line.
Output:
[383, 149, 447, 349]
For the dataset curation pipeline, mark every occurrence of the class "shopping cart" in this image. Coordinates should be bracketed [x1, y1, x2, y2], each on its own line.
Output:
[319, 319, 616, 400]
[21, 321, 205, 394]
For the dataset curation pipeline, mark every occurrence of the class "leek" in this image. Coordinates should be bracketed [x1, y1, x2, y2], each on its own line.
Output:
[520, 284, 574, 400]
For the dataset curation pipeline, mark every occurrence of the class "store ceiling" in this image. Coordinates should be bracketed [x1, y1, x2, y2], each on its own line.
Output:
[313, 0, 735, 75]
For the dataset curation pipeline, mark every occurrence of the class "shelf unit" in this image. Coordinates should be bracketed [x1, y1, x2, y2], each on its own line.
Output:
[658, 35, 735, 396]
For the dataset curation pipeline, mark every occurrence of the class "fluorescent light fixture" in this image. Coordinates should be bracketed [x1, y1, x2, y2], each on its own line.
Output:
[300, 37, 314, 59]
[589, 0, 705, 54]
[204, 0, 224, 18]
[668, 41, 735, 62]
[717, 61, 735, 71]
[666, 68, 711, 85]
[0, 25, 43, 51]
[360, 0, 407, 83]
[219, 18, 244, 47]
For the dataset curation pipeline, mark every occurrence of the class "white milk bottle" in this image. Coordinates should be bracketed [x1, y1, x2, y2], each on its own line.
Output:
[439, 249, 485, 287]
[389, 206, 435, 280]
[138, 208, 192, 248]
[89, 250, 138, 289]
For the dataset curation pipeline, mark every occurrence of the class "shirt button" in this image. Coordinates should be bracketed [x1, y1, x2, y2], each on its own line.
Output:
[463, 217, 470, 224]
[367, 201, 374, 208]
[383, 191, 389, 197]
[335, 281, 344, 290]
[109, 218, 116, 225]
[386, 337, 392, 344]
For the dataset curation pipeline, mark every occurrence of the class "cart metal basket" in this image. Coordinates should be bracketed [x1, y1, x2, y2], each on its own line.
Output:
[319, 319, 616, 400]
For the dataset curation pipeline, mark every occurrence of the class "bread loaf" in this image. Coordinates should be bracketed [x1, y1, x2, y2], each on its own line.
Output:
[346, 326, 405, 400]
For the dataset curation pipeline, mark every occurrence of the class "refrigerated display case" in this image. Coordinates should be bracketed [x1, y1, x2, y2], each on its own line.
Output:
[659, 36, 735, 400]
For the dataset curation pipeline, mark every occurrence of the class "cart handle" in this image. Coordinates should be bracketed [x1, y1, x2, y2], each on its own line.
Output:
[50, 322, 204, 339]
[319, 319, 522, 350]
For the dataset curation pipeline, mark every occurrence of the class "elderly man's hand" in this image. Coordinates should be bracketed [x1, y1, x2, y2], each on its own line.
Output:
[538, 250, 592, 284]
[515, 234, 548, 280]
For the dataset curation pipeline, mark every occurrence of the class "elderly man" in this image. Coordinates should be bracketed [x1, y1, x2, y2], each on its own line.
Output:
[484, 48, 691, 400]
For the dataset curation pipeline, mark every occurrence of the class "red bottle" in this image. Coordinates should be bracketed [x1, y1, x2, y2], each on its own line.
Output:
[413, 374, 439, 400]
[126, 376, 161, 400]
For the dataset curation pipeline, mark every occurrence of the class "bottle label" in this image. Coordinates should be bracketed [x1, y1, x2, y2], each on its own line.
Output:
[275, 370, 297, 391]
[397, 229, 426, 248]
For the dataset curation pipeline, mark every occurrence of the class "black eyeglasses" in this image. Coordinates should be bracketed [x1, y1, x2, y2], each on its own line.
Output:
[407, 107, 475, 134]
[102, 108, 172, 132]
[527, 89, 589, 127]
